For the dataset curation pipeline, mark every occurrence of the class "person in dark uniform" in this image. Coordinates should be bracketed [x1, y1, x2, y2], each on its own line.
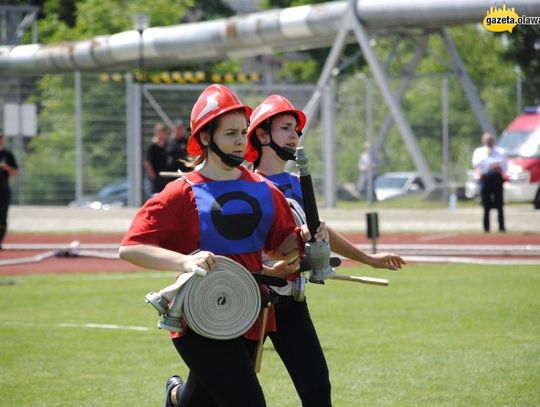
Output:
[0, 131, 18, 249]
[472, 132, 507, 232]
[144, 122, 170, 194]
[166, 119, 192, 173]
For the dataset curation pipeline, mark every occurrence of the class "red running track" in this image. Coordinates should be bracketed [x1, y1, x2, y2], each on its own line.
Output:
[1, 232, 539, 276]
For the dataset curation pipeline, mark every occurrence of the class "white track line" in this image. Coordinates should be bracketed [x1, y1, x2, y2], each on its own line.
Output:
[1, 321, 150, 332]
[404, 255, 540, 265]
[53, 272, 177, 281]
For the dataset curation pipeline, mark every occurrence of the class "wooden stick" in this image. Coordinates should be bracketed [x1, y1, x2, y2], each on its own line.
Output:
[331, 274, 389, 286]
[254, 304, 270, 373]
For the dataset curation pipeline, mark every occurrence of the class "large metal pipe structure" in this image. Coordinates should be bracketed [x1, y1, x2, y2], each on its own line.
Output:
[1, 0, 539, 75]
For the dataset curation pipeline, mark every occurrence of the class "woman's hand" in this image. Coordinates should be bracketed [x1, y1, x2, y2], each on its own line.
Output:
[269, 220, 328, 262]
[184, 250, 217, 273]
[262, 257, 301, 278]
[300, 220, 328, 243]
[367, 252, 406, 270]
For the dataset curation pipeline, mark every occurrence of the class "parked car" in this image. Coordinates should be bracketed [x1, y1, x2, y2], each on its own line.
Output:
[68, 178, 150, 209]
[312, 177, 361, 201]
[464, 169, 479, 200]
[374, 172, 444, 201]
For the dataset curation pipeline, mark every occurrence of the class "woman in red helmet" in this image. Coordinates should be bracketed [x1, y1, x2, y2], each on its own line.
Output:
[245, 95, 407, 407]
[119, 85, 326, 407]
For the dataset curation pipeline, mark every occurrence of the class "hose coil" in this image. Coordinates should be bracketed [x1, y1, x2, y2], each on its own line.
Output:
[164, 255, 261, 340]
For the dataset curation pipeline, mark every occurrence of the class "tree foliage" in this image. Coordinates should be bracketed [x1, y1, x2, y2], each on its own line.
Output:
[16, 0, 539, 203]
[503, 26, 540, 105]
[305, 26, 522, 187]
[21, 0, 235, 203]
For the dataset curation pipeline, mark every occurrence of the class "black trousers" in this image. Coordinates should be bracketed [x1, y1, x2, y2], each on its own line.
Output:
[268, 297, 332, 407]
[172, 331, 264, 407]
[480, 173, 505, 232]
[0, 186, 11, 244]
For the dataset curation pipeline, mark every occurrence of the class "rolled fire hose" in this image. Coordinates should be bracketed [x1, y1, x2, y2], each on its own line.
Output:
[160, 255, 261, 340]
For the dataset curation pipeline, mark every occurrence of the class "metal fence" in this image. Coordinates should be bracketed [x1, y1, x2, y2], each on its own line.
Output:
[0, 73, 315, 206]
[0, 70, 531, 206]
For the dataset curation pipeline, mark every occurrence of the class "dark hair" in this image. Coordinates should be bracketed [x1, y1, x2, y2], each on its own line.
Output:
[181, 108, 247, 169]
[251, 119, 271, 168]
[181, 120, 216, 169]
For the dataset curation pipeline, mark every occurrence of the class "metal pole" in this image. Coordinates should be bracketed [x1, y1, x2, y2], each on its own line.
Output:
[14, 80, 24, 204]
[516, 68, 522, 116]
[132, 13, 149, 204]
[373, 35, 429, 153]
[441, 28, 496, 137]
[442, 75, 449, 202]
[139, 28, 146, 203]
[301, 20, 350, 137]
[348, 11, 436, 192]
[134, 82, 143, 206]
[286, 18, 349, 174]
[125, 73, 136, 207]
[322, 78, 337, 208]
[74, 70, 83, 202]
[366, 76, 374, 206]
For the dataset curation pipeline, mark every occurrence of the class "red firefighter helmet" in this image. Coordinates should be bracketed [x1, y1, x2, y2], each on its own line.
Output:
[187, 84, 252, 156]
[245, 95, 306, 162]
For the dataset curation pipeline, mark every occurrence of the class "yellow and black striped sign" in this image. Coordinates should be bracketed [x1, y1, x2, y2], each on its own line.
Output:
[100, 71, 262, 84]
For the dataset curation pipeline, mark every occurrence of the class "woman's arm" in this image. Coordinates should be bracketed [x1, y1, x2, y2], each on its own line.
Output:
[327, 225, 405, 270]
[119, 244, 216, 273]
[266, 221, 328, 261]
[265, 231, 301, 261]
[261, 258, 301, 278]
[0, 161, 17, 177]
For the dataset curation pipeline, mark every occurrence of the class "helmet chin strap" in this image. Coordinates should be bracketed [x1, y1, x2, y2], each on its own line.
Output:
[268, 140, 296, 161]
[209, 141, 245, 168]
[262, 129, 296, 161]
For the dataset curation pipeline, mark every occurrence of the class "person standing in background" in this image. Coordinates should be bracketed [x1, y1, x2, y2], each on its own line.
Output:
[144, 122, 170, 194]
[472, 132, 507, 232]
[166, 119, 192, 173]
[0, 131, 18, 249]
[357, 142, 379, 201]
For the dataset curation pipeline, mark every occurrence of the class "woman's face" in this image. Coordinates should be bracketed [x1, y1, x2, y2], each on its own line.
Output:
[269, 114, 300, 150]
[201, 111, 248, 160]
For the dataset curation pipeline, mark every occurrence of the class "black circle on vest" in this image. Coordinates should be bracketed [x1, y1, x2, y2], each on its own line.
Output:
[211, 192, 262, 240]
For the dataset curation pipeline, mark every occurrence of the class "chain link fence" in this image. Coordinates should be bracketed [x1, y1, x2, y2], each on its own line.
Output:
[1, 74, 316, 206]
[0, 70, 531, 206]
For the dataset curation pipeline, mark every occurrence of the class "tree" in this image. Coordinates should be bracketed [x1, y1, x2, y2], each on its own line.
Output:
[22, 0, 236, 204]
[304, 26, 520, 188]
[503, 26, 540, 105]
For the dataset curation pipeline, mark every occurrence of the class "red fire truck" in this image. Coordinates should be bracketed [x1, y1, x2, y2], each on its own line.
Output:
[498, 106, 540, 209]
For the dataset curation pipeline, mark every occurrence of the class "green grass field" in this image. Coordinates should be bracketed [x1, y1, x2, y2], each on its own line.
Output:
[1, 263, 539, 406]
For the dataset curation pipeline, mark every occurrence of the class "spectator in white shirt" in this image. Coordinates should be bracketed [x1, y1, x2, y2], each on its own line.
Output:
[357, 142, 380, 201]
[472, 132, 507, 232]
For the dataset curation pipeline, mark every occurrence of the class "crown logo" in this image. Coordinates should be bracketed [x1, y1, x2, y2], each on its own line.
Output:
[483, 3, 519, 33]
